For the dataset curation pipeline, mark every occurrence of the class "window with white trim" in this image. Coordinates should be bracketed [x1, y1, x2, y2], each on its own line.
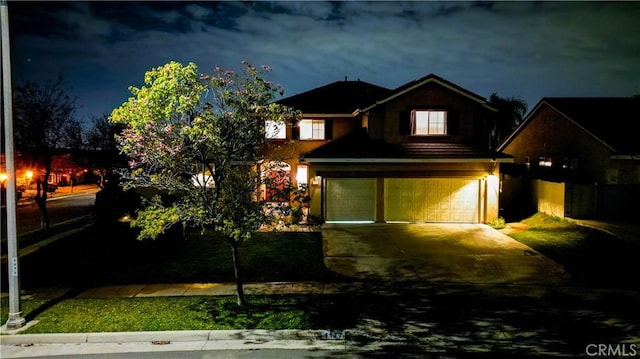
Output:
[299, 119, 325, 140]
[265, 120, 286, 139]
[411, 110, 447, 135]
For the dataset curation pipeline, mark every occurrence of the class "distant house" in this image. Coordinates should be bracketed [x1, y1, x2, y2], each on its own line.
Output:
[276, 74, 511, 224]
[497, 97, 640, 220]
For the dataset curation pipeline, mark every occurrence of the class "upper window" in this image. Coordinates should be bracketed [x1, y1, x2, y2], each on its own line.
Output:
[411, 110, 447, 135]
[299, 119, 325, 140]
[265, 120, 286, 139]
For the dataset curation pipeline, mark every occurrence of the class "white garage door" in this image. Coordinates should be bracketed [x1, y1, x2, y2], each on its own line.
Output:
[384, 178, 479, 223]
[325, 178, 376, 222]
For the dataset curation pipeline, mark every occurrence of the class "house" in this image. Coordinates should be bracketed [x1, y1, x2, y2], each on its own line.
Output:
[497, 97, 640, 220]
[264, 78, 392, 202]
[276, 74, 511, 224]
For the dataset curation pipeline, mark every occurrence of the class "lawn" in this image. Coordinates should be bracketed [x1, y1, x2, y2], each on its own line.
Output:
[1, 221, 357, 331]
[2, 214, 639, 335]
[508, 213, 640, 288]
[5, 222, 349, 291]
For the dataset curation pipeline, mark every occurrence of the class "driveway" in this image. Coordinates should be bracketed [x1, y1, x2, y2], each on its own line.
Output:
[322, 223, 568, 284]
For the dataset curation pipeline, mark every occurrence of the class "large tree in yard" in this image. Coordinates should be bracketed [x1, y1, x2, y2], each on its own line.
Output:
[13, 76, 80, 231]
[110, 61, 299, 306]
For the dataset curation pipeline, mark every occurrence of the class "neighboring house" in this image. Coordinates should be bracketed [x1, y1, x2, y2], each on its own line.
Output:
[277, 74, 511, 224]
[497, 97, 640, 220]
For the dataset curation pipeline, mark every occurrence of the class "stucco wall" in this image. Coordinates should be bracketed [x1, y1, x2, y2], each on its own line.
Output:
[533, 179, 565, 218]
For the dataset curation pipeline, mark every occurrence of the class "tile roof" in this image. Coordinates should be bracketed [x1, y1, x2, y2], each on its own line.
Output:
[541, 97, 640, 154]
[276, 79, 393, 114]
[300, 128, 512, 162]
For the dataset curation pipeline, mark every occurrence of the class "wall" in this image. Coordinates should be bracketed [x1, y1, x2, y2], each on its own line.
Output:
[533, 179, 565, 218]
[367, 82, 492, 146]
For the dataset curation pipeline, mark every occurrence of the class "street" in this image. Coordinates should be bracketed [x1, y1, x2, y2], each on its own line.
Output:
[1, 185, 98, 240]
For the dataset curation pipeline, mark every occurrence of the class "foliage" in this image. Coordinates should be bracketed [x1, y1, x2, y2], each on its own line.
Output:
[110, 61, 299, 305]
[488, 92, 528, 148]
[110, 61, 298, 239]
[13, 76, 80, 231]
[487, 216, 506, 229]
[85, 114, 127, 188]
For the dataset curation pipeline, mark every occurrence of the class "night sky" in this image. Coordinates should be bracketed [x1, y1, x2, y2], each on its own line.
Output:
[7, 1, 640, 125]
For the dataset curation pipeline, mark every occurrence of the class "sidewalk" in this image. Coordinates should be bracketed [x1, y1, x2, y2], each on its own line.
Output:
[2, 281, 639, 358]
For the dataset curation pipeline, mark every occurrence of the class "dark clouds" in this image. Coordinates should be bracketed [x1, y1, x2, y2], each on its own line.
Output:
[8, 1, 640, 123]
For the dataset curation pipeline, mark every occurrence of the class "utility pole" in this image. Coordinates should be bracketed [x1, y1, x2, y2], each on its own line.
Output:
[1, 0, 26, 330]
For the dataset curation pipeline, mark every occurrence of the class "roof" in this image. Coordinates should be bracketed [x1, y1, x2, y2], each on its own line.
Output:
[300, 128, 513, 163]
[276, 79, 392, 115]
[359, 74, 497, 113]
[498, 97, 640, 154]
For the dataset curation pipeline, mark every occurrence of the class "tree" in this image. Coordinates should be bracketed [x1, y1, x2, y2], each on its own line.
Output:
[110, 61, 299, 306]
[85, 114, 126, 188]
[13, 76, 79, 231]
[488, 93, 528, 149]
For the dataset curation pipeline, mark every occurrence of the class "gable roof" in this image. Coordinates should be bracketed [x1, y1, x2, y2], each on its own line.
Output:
[276, 79, 392, 115]
[358, 73, 497, 113]
[300, 128, 512, 163]
[497, 97, 640, 154]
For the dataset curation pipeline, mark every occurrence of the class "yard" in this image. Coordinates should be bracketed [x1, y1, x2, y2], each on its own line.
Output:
[2, 213, 639, 336]
[508, 213, 640, 289]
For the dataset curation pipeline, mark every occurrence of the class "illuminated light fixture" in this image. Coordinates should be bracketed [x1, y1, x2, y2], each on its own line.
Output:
[311, 175, 321, 186]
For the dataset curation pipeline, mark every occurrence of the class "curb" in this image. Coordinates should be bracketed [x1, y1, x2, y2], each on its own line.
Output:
[0, 329, 347, 345]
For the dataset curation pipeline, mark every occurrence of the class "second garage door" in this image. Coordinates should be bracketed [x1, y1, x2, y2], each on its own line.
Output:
[384, 178, 480, 223]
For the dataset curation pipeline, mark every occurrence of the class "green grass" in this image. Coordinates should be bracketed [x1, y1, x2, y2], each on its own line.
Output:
[3, 223, 349, 290]
[1, 295, 363, 333]
[1, 222, 354, 331]
[509, 213, 640, 288]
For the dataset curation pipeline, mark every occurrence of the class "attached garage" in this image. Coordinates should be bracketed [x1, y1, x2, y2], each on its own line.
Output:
[325, 178, 376, 222]
[324, 177, 482, 223]
[384, 178, 480, 223]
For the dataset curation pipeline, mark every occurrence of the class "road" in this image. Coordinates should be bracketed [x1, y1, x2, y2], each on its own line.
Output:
[1, 187, 98, 240]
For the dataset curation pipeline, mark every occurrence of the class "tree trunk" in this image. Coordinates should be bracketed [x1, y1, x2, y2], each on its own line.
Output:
[229, 239, 248, 306]
[35, 181, 50, 232]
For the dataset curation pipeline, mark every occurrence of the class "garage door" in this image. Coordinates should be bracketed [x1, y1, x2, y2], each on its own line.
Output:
[384, 178, 479, 222]
[325, 178, 376, 222]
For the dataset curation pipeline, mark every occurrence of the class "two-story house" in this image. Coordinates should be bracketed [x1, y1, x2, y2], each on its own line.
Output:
[263, 78, 392, 203]
[497, 97, 640, 220]
[277, 74, 512, 224]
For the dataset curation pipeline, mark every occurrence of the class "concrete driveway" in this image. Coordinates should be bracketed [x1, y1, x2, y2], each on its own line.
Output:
[322, 223, 568, 285]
